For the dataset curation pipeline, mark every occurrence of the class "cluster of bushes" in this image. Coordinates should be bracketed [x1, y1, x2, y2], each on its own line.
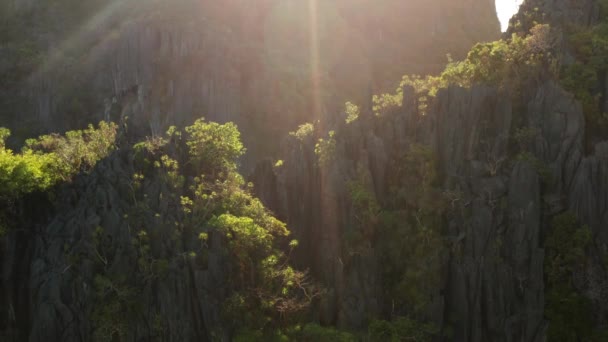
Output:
[559, 2, 608, 141]
[506, 0, 608, 141]
[340, 145, 444, 340]
[544, 212, 608, 341]
[0, 122, 117, 235]
[83, 119, 320, 340]
[370, 23, 557, 117]
[0, 121, 117, 200]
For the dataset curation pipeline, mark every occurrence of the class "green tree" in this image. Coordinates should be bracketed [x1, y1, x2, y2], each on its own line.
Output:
[185, 118, 245, 173]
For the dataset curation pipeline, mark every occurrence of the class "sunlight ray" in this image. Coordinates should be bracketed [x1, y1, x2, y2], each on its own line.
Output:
[308, 0, 322, 123]
[29, 0, 128, 81]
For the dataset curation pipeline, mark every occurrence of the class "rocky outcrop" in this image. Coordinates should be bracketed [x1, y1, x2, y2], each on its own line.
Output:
[506, 0, 601, 39]
[251, 77, 608, 339]
[2, 0, 500, 162]
[6, 0, 608, 341]
[248, 0, 608, 337]
[1, 148, 232, 341]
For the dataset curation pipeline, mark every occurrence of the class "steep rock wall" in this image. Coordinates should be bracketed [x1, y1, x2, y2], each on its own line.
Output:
[1, 0, 500, 163]
[253, 0, 608, 338]
[1, 146, 231, 341]
[252, 78, 608, 339]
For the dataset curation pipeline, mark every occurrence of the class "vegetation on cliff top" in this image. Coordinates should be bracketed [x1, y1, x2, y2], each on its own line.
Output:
[87, 119, 320, 340]
[0, 121, 117, 235]
[369, 22, 556, 118]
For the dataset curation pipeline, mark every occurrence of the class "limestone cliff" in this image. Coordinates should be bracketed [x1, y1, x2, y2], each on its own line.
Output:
[249, 0, 608, 339]
[0, 0, 500, 164]
[252, 80, 608, 341]
[7, 0, 608, 341]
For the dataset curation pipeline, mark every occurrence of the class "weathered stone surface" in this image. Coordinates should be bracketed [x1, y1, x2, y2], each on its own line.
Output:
[6, 1, 608, 341]
[3, 0, 500, 165]
[508, 0, 600, 32]
[1, 151, 232, 341]
[251, 76, 607, 340]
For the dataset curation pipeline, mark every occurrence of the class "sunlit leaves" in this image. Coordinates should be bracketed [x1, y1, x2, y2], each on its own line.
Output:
[0, 148, 60, 199]
[25, 121, 118, 177]
[372, 24, 557, 117]
[127, 118, 314, 335]
[344, 101, 360, 124]
[211, 214, 273, 257]
[315, 130, 336, 168]
[185, 118, 245, 172]
[289, 122, 315, 141]
[0, 122, 116, 202]
[0, 127, 9, 148]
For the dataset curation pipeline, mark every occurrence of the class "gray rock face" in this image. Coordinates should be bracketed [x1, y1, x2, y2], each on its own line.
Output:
[1, 151, 230, 341]
[249, 75, 608, 340]
[6, 1, 608, 341]
[432, 84, 546, 341]
[509, 0, 600, 31]
[434, 85, 512, 182]
[3, 0, 500, 162]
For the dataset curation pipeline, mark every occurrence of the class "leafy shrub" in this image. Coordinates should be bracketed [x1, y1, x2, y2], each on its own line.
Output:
[344, 101, 360, 124]
[559, 19, 608, 136]
[185, 118, 245, 173]
[368, 317, 439, 342]
[289, 122, 315, 141]
[0, 121, 116, 201]
[299, 323, 355, 342]
[82, 119, 318, 339]
[344, 144, 445, 319]
[544, 212, 596, 341]
[182, 120, 318, 334]
[314, 130, 336, 168]
[372, 24, 557, 117]
[25, 121, 117, 176]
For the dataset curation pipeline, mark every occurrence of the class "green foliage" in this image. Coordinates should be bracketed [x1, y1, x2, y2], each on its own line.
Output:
[289, 122, 315, 141]
[36, 118, 317, 339]
[442, 24, 556, 88]
[379, 145, 445, 315]
[544, 212, 598, 341]
[91, 274, 139, 342]
[559, 18, 608, 134]
[24, 121, 118, 176]
[344, 144, 445, 321]
[344, 166, 381, 258]
[299, 323, 356, 342]
[545, 213, 591, 286]
[0, 128, 9, 148]
[133, 136, 168, 155]
[185, 118, 245, 172]
[131, 119, 315, 336]
[344, 101, 360, 124]
[373, 90, 404, 116]
[372, 24, 556, 117]
[314, 130, 336, 168]
[211, 214, 275, 259]
[0, 147, 62, 200]
[0, 122, 116, 202]
[368, 317, 439, 342]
